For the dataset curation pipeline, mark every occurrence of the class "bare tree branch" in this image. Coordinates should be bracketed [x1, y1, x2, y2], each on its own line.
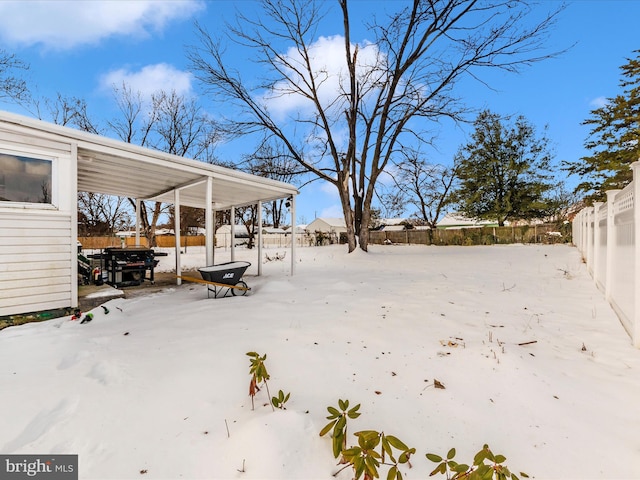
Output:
[189, 0, 566, 251]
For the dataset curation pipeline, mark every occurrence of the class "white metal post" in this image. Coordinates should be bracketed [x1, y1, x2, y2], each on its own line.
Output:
[230, 206, 236, 262]
[135, 198, 141, 247]
[205, 177, 214, 267]
[290, 195, 296, 276]
[212, 209, 216, 265]
[174, 189, 181, 286]
[257, 201, 263, 276]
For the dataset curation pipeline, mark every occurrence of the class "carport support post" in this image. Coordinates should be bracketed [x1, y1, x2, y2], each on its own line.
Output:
[257, 201, 263, 276]
[230, 206, 236, 262]
[174, 189, 182, 285]
[135, 199, 141, 246]
[290, 195, 296, 275]
[205, 177, 214, 267]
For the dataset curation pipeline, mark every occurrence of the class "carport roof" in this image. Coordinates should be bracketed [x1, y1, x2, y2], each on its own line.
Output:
[0, 111, 298, 209]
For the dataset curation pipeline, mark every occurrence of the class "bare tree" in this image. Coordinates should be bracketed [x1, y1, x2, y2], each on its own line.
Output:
[44, 94, 101, 134]
[108, 84, 154, 145]
[0, 49, 29, 103]
[78, 192, 131, 236]
[108, 86, 221, 246]
[241, 140, 306, 227]
[377, 190, 407, 221]
[390, 149, 458, 231]
[189, 0, 564, 252]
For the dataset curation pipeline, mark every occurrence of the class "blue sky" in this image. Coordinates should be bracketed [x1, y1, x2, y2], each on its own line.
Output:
[0, 0, 638, 224]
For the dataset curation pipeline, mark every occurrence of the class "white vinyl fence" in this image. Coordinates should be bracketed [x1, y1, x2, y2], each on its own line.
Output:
[572, 161, 640, 347]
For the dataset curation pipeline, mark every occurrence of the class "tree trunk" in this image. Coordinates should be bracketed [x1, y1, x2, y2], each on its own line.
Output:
[358, 202, 371, 252]
[338, 190, 357, 252]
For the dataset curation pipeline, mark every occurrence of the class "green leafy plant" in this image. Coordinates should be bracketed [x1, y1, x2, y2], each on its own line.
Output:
[246, 351, 273, 411]
[426, 445, 528, 480]
[320, 400, 414, 480]
[339, 430, 416, 480]
[271, 389, 291, 409]
[319, 399, 361, 458]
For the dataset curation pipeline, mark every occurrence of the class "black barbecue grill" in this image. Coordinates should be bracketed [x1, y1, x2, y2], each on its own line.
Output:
[90, 247, 166, 288]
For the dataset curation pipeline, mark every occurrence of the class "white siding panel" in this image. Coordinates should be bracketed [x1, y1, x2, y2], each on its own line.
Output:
[0, 130, 72, 156]
[0, 236, 70, 247]
[0, 244, 70, 255]
[0, 210, 73, 316]
[0, 292, 72, 311]
[0, 268, 69, 282]
[0, 276, 70, 291]
[0, 277, 69, 306]
[0, 252, 70, 265]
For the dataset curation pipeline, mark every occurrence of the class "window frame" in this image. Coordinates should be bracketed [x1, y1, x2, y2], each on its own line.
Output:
[0, 147, 58, 210]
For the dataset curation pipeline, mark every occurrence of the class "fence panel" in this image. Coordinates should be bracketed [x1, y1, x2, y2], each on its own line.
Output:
[572, 161, 640, 346]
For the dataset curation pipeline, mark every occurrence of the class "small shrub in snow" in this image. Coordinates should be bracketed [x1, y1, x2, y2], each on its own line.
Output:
[320, 399, 361, 458]
[271, 389, 291, 409]
[426, 444, 528, 480]
[320, 399, 415, 480]
[246, 351, 273, 411]
[339, 430, 415, 480]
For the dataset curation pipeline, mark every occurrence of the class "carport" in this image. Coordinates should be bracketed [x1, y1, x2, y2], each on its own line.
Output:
[74, 129, 300, 280]
[0, 111, 298, 316]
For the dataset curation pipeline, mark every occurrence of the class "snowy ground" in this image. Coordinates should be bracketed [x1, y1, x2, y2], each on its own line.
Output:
[1, 244, 639, 480]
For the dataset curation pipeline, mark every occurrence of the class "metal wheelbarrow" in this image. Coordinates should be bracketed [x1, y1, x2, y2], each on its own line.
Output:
[177, 261, 251, 298]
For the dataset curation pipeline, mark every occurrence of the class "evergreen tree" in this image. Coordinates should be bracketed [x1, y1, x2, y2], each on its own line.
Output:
[454, 110, 555, 226]
[564, 50, 640, 202]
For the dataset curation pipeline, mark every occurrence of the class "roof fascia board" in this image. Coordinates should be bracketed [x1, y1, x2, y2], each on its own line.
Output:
[80, 141, 298, 196]
[1, 110, 299, 195]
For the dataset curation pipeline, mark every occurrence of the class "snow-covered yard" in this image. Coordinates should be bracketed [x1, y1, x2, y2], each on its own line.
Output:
[1, 244, 639, 479]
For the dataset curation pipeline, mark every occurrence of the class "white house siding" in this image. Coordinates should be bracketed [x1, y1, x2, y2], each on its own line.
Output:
[0, 126, 76, 317]
[0, 211, 74, 315]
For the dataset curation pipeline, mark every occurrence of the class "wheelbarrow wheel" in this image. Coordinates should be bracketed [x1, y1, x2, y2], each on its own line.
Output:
[232, 280, 248, 296]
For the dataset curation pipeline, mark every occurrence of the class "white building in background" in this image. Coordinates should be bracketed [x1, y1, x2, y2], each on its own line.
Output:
[307, 217, 347, 235]
[215, 224, 250, 248]
[436, 213, 499, 229]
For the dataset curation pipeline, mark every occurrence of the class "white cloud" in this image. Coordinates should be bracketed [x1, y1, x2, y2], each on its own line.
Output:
[263, 35, 384, 119]
[320, 204, 344, 218]
[0, 0, 204, 50]
[100, 63, 193, 98]
[319, 180, 339, 197]
[589, 96, 609, 109]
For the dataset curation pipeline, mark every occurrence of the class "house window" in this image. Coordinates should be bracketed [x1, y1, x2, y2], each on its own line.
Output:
[0, 152, 53, 204]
